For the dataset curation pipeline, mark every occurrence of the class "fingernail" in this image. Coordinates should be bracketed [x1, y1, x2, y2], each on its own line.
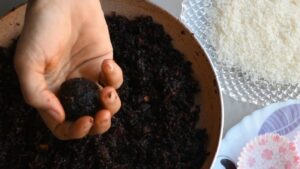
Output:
[89, 117, 94, 124]
[107, 91, 117, 103]
[84, 118, 94, 131]
[104, 60, 114, 72]
[99, 118, 111, 128]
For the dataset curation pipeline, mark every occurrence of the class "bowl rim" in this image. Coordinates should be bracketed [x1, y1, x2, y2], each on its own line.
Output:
[178, 2, 224, 168]
[0, 2, 26, 20]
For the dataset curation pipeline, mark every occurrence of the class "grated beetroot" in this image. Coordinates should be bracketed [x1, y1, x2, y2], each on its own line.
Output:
[0, 15, 208, 169]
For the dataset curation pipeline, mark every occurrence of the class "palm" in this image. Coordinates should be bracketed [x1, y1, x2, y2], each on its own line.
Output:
[19, 0, 113, 92]
[14, 0, 123, 140]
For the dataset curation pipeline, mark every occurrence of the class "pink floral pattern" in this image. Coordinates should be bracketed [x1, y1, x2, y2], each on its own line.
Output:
[261, 149, 273, 160]
[294, 156, 300, 163]
[285, 161, 292, 169]
[237, 134, 300, 169]
[272, 135, 280, 142]
[279, 146, 287, 154]
[258, 137, 268, 145]
[290, 143, 296, 151]
[247, 157, 255, 167]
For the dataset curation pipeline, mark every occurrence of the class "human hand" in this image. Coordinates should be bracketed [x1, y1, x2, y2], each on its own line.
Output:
[14, 0, 123, 140]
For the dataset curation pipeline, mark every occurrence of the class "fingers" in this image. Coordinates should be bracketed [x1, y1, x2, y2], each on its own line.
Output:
[50, 85, 120, 138]
[89, 87, 121, 135]
[14, 57, 65, 123]
[89, 110, 111, 135]
[39, 110, 94, 140]
[15, 55, 94, 140]
[88, 60, 123, 136]
[99, 59, 123, 89]
[53, 116, 94, 140]
[100, 86, 121, 115]
[39, 86, 120, 139]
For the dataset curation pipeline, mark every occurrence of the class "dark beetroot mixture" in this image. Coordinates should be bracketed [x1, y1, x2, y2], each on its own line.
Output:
[58, 78, 101, 121]
[0, 15, 208, 169]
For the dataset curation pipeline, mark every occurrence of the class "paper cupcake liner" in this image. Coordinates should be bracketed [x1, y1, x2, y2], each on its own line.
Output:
[237, 133, 300, 169]
[294, 132, 300, 160]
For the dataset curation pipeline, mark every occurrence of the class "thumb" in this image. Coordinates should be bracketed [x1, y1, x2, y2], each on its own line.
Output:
[15, 59, 65, 123]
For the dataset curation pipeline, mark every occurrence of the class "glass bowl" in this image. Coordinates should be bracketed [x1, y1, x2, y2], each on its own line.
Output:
[180, 0, 300, 106]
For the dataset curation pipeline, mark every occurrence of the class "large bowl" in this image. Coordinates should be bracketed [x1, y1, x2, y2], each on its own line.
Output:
[0, 0, 223, 168]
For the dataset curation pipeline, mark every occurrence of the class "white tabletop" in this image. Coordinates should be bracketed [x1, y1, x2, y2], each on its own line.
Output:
[0, 0, 262, 137]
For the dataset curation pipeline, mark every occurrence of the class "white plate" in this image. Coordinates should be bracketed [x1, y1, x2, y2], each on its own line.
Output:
[212, 99, 300, 169]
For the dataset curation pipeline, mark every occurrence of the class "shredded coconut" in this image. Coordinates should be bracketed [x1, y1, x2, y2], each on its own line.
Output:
[209, 0, 300, 85]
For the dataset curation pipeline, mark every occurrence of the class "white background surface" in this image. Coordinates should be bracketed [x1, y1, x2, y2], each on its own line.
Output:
[0, 0, 262, 137]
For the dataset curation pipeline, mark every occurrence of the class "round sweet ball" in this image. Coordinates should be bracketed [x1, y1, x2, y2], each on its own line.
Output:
[58, 78, 101, 121]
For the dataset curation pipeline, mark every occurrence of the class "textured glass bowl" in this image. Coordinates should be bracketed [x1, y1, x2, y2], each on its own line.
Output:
[180, 0, 300, 106]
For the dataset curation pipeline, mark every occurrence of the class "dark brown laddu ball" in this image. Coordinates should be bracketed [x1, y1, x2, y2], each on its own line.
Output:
[58, 78, 101, 121]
